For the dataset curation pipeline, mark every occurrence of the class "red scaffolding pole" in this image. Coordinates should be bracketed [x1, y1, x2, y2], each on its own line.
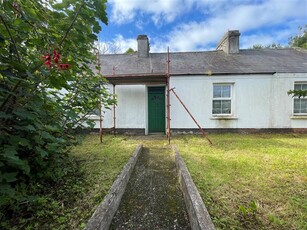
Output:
[96, 51, 103, 143]
[170, 88, 212, 145]
[113, 84, 116, 136]
[98, 101, 103, 143]
[166, 47, 171, 144]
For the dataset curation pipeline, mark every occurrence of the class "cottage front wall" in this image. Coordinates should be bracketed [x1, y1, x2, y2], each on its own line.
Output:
[170, 75, 271, 129]
[274, 73, 307, 129]
[170, 73, 307, 130]
[93, 85, 147, 130]
[95, 73, 306, 132]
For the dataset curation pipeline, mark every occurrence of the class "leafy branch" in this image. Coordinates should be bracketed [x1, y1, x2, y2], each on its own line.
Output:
[59, 4, 84, 47]
[0, 3, 84, 112]
[1, 3, 112, 225]
[288, 90, 307, 98]
[0, 14, 21, 63]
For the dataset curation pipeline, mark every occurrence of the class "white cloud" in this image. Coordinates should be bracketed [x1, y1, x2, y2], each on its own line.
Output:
[97, 35, 137, 54]
[108, 0, 265, 25]
[106, 0, 306, 52]
[109, 0, 194, 25]
[240, 28, 299, 49]
[150, 0, 307, 51]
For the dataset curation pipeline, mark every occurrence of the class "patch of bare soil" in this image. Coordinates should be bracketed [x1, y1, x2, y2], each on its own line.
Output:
[110, 147, 190, 229]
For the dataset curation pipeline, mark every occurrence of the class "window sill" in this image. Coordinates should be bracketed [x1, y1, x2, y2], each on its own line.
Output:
[210, 116, 238, 120]
[290, 115, 307, 119]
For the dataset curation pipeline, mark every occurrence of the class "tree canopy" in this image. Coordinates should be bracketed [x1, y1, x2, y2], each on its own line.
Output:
[0, 0, 114, 218]
[288, 25, 307, 49]
[125, 47, 137, 54]
[251, 25, 307, 50]
[251, 43, 283, 49]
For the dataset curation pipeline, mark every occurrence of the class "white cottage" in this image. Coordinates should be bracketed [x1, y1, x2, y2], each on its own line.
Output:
[92, 30, 307, 135]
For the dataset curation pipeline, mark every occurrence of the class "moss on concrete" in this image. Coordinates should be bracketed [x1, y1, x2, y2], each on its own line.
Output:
[110, 146, 190, 229]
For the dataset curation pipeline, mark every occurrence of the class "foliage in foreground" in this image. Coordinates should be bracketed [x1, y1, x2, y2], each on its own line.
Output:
[174, 134, 307, 230]
[1, 135, 138, 230]
[0, 0, 114, 219]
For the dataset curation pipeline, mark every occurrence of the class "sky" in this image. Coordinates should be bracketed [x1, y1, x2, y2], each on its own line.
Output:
[98, 0, 307, 53]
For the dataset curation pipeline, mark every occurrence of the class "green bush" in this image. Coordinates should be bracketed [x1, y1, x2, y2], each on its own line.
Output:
[0, 0, 113, 220]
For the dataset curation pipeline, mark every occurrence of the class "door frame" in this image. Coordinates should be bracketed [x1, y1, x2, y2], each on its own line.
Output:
[145, 85, 166, 135]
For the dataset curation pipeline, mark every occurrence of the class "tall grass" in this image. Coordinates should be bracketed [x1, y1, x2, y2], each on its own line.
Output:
[4, 134, 306, 230]
[173, 134, 307, 229]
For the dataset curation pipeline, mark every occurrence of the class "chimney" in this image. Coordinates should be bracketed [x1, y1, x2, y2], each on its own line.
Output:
[137, 35, 150, 57]
[216, 30, 240, 54]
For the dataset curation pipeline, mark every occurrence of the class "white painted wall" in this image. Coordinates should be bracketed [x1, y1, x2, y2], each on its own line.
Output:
[170, 73, 307, 129]
[91, 85, 146, 129]
[92, 73, 307, 130]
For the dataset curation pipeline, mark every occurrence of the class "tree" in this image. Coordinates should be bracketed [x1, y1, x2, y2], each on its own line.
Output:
[95, 40, 123, 54]
[251, 43, 283, 49]
[125, 47, 137, 54]
[0, 0, 114, 214]
[288, 25, 307, 49]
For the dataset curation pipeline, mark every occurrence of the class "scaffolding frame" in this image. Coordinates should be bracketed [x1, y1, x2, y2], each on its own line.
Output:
[100, 48, 212, 145]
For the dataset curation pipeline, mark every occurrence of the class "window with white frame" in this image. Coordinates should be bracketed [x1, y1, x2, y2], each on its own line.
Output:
[293, 82, 307, 114]
[212, 84, 232, 115]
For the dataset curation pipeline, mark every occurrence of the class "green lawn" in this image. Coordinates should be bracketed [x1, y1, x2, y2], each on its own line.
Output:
[4, 134, 306, 230]
[65, 135, 139, 229]
[173, 134, 307, 230]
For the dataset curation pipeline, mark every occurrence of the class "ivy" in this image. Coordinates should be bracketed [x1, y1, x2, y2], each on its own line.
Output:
[0, 0, 114, 223]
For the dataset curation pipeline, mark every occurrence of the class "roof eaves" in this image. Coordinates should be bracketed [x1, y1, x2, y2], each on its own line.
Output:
[170, 72, 276, 76]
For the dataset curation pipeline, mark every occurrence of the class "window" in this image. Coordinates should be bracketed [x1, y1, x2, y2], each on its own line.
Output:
[293, 83, 307, 114]
[212, 84, 232, 115]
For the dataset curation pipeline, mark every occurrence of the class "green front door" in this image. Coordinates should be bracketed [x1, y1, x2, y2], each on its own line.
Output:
[148, 87, 165, 133]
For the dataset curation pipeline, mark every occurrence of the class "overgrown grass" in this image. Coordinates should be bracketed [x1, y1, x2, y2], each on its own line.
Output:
[1, 135, 139, 230]
[173, 134, 307, 230]
[3, 134, 306, 230]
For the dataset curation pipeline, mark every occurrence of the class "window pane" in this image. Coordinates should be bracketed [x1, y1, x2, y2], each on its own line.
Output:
[294, 84, 301, 90]
[301, 99, 307, 113]
[221, 85, 231, 98]
[213, 85, 221, 98]
[213, 84, 233, 115]
[212, 100, 222, 114]
[221, 100, 231, 114]
[302, 84, 307, 90]
[294, 99, 300, 113]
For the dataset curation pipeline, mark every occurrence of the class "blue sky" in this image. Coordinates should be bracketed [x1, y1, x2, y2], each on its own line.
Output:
[98, 0, 307, 53]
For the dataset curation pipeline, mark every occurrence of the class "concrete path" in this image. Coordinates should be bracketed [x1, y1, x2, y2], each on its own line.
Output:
[110, 146, 190, 229]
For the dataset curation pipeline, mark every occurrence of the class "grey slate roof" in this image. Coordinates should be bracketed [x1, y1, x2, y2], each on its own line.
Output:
[100, 48, 307, 77]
